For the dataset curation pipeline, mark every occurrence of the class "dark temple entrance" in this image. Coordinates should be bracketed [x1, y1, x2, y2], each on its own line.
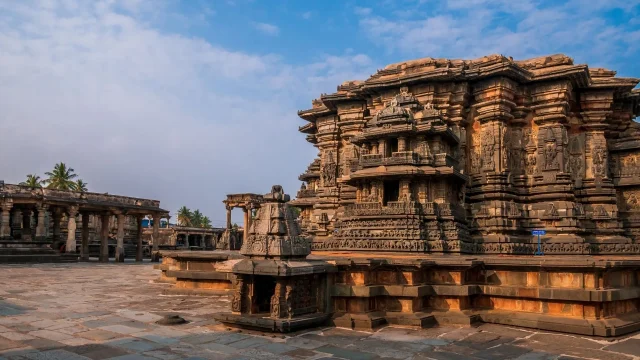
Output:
[383, 180, 400, 205]
[253, 276, 276, 313]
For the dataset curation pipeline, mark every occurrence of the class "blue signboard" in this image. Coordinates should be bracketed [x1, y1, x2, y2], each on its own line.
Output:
[531, 230, 546, 236]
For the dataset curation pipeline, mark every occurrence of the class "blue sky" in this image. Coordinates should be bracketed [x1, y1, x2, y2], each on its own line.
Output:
[1, 0, 639, 226]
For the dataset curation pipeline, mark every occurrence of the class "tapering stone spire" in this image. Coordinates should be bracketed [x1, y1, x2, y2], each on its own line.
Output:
[240, 185, 310, 259]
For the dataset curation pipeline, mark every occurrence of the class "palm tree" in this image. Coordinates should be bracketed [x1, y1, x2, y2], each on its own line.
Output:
[44, 163, 78, 190]
[177, 206, 192, 226]
[191, 209, 203, 228]
[73, 179, 88, 192]
[201, 216, 212, 229]
[19, 174, 43, 189]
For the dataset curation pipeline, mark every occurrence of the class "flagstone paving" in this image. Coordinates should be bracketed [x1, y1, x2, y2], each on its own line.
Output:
[0, 262, 639, 360]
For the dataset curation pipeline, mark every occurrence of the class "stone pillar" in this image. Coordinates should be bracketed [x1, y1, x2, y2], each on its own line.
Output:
[226, 206, 232, 229]
[66, 206, 78, 253]
[100, 213, 110, 262]
[81, 213, 90, 261]
[398, 136, 406, 152]
[22, 209, 33, 241]
[243, 208, 249, 245]
[115, 213, 125, 262]
[0, 201, 12, 240]
[136, 215, 144, 262]
[151, 213, 160, 262]
[52, 209, 61, 243]
[35, 204, 48, 241]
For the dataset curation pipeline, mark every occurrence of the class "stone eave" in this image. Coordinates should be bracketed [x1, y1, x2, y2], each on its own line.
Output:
[297, 106, 334, 122]
[348, 165, 468, 182]
[290, 198, 317, 207]
[320, 92, 365, 110]
[589, 77, 640, 91]
[299, 172, 320, 181]
[298, 122, 316, 134]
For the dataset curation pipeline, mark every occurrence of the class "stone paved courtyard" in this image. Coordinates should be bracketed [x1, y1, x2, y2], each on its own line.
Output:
[0, 263, 639, 360]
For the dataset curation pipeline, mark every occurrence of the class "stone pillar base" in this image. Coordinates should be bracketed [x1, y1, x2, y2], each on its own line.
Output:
[115, 247, 125, 262]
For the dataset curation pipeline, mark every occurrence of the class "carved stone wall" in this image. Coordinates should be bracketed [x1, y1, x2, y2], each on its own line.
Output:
[297, 54, 640, 254]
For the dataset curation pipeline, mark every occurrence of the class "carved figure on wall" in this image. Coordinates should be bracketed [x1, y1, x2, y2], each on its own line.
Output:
[231, 277, 244, 313]
[502, 127, 510, 169]
[569, 155, 583, 180]
[322, 151, 337, 186]
[525, 152, 537, 175]
[592, 145, 607, 177]
[482, 129, 495, 170]
[544, 141, 558, 170]
[270, 282, 282, 318]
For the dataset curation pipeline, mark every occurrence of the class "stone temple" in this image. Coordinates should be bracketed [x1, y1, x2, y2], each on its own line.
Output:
[160, 54, 640, 337]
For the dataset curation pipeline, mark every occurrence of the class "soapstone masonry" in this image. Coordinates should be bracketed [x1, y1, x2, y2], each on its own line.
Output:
[292, 53, 640, 255]
[160, 54, 640, 337]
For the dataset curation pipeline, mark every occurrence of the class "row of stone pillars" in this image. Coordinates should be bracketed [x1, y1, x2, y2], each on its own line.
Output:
[0, 201, 163, 262]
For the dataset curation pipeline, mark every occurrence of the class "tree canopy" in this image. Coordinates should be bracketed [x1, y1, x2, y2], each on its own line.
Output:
[21, 163, 89, 192]
[176, 206, 212, 228]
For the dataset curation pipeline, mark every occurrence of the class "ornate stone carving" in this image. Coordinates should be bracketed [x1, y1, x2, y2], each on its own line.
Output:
[231, 277, 244, 313]
[482, 128, 495, 170]
[322, 151, 337, 186]
[592, 145, 607, 177]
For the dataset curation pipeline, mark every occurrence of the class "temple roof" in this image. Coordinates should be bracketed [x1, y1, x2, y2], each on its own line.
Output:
[298, 54, 640, 121]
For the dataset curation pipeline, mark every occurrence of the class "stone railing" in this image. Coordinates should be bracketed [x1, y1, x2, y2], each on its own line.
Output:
[0, 184, 162, 208]
[386, 151, 419, 165]
[361, 154, 384, 167]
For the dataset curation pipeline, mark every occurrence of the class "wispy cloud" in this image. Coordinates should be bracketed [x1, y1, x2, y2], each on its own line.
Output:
[252, 21, 279, 36]
[0, 0, 374, 226]
[302, 11, 312, 20]
[354, 0, 640, 70]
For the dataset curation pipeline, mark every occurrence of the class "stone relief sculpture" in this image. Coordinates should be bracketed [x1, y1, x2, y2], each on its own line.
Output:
[592, 145, 607, 177]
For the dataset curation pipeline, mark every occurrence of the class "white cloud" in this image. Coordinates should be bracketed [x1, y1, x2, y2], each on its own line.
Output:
[252, 21, 279, 36]
[0, 0, 375, 226]
[354, 7, 372, 16]
[302, 11, 312, 20]
[354, 0, 640, 68]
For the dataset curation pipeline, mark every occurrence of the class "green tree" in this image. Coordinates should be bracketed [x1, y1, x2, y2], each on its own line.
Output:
[177, 206, 192, 226]
[20, 174, 43, 189]
[73, 179, 88, 192]
[44, 163, 78, 190]
[191, 209, 203, 227]
[201, 216, 212, 229]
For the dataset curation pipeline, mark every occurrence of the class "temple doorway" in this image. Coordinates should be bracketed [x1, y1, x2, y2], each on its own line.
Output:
[253, 276, 276, 313]
[383, 180, 400, 205]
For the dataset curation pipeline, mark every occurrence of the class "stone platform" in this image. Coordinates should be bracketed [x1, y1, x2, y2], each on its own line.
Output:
[3, 263, 640, 360]
[0, 241, 77, 264]
[159, 250, 640, 337]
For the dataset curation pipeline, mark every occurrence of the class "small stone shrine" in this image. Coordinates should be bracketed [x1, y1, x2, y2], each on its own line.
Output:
[213, 185, 333, 332]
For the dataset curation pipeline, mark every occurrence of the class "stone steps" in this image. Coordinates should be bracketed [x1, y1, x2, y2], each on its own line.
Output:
[0, 253, 78, 264]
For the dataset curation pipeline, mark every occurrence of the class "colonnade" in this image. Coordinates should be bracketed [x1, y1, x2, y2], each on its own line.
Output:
[0, 199, 166, 262]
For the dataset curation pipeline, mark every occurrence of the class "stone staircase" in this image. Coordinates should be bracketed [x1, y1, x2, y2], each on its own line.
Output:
[0, 241, 78, 263]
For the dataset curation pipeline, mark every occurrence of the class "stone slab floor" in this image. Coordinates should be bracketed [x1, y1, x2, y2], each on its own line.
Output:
[0, 263, 639, 360]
